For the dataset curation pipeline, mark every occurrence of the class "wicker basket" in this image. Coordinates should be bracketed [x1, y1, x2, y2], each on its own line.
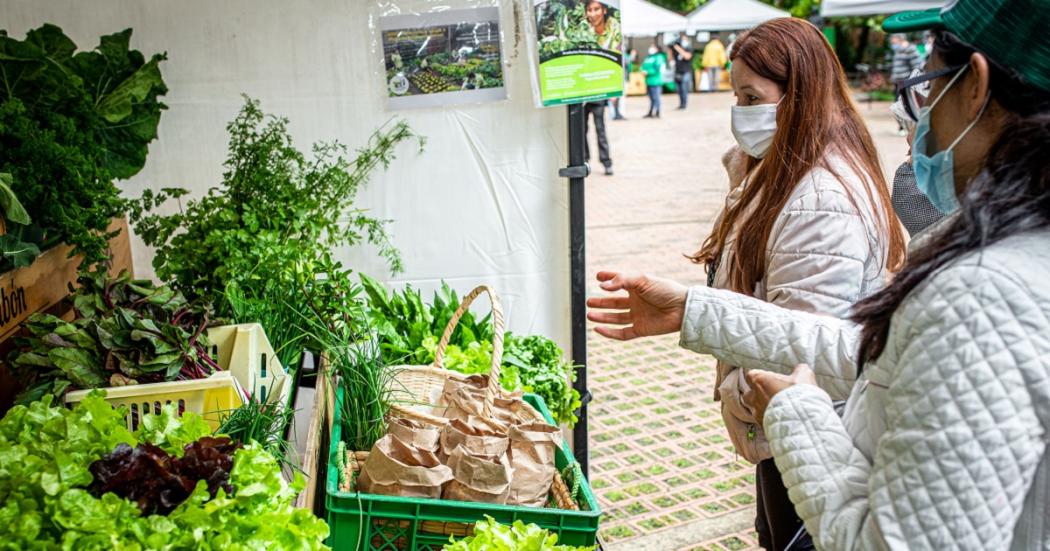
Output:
[345, 285, 579, 542]
[386, 285, 550, 429]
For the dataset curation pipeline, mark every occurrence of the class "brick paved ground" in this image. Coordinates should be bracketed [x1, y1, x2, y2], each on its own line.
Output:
[584, 92, 901, 550]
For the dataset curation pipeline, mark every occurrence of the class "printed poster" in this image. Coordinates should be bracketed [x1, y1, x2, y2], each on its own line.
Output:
[380, 7, 506, 109]
[534, 0, 624, 106]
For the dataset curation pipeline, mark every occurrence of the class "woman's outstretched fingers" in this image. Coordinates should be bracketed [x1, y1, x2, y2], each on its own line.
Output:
[599, 272, 637, 292]
[594, 325, 639, 341]
[587, 310, 631, 325]
[586, 296, 630, 310]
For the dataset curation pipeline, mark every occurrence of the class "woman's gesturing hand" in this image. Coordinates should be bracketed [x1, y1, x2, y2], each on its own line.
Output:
[743, 364, 818, 426]
[586, 271, 688, 341]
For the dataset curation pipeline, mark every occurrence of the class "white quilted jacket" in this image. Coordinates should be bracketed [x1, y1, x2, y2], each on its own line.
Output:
[709, 153, 891, 463]
[681, 229, 1050, 549]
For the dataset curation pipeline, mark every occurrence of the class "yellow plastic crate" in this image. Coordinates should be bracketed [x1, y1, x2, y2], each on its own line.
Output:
[65, 372, 244, 431]
[205, 323, 291, 406]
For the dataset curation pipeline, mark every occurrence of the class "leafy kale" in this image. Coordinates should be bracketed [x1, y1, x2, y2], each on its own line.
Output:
[0, 24, 167, 268]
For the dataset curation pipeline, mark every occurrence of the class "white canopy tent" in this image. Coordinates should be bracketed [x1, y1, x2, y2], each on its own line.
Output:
[621, 0, 689, 37]
[686, 0, 792, 32]
[821, 0, 944, 17]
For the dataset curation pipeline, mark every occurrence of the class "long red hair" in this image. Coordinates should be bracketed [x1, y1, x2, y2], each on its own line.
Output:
[692, 18, 905, 293]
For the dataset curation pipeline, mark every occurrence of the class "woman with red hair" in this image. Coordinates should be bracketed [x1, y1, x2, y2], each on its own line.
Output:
[593, 18, 905, 549]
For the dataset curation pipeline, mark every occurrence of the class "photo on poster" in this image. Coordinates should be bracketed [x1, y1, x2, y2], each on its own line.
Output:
[533, 0, 624, 106]
[380, 7, 506, 109]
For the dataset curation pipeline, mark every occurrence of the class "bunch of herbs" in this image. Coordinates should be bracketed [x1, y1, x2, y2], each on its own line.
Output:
[129, 96, 422, 317]
[360, 273, 493, 365]
[297, 273, 390, 451]
[217, 393, 296, 469]
[0, 24, 167, 268]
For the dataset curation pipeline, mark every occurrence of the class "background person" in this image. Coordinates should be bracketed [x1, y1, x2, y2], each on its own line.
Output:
[702, 32, 727, 92]
[671, 32, 695, 109]
[641, 45, 666, 118]
[584, 101, 613, 176]
[890, 33, 924, 134]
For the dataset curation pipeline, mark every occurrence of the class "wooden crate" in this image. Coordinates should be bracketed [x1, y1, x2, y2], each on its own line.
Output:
[293, 354, 333, 515]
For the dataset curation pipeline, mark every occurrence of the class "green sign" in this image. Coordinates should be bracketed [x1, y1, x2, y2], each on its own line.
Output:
[534, 0, 625, 107]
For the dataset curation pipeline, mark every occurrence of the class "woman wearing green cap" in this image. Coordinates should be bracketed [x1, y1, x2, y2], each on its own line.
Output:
[588, 0, 1050, 547]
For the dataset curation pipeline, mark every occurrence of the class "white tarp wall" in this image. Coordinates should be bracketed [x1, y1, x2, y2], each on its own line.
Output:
[687, 0, 792, 32]
[622, 0, 688, 37]
[821, 0, 944, 17]
[1, 0, 571, 346]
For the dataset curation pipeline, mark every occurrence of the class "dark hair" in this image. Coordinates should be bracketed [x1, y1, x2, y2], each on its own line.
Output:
[852, 30, 1050, 367]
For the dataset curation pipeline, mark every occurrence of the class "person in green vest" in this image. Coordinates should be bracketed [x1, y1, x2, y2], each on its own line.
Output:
[641, 45, 666, 118]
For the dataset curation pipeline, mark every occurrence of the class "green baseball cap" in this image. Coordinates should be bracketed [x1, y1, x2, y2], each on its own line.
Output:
[884, 0, 1050, 92]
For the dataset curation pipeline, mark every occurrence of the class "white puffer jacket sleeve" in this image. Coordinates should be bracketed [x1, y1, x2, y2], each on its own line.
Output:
[764, 262, 1050, 550]
[680, 165, 885, 401]
[680, 286, 860, 400]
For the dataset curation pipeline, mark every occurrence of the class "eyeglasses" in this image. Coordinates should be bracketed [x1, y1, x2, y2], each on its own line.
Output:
[895, 64, 967, 123]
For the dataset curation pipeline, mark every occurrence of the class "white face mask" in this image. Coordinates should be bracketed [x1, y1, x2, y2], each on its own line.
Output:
[731, 100, 780, 158]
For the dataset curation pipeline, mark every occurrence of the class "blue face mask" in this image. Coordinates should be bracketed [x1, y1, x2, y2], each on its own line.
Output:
[911, 66, 989, 214]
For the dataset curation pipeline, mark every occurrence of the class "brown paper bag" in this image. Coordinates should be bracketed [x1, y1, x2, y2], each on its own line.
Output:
[506, 422, 560, 506]
[442, 445, 512, 504]
[439, 375, 533, 426]
[438, 375, 490, 420]
[357, 434, 452, 498]
[386, 416, 441, 452]
[439, 417, 509, 460]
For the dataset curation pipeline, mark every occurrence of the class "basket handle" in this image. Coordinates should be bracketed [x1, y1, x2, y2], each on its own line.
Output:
[433, 285, 504, 409]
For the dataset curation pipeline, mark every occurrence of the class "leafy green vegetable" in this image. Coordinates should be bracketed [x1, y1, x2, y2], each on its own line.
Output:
[129, 96, 421, 316]
[0, 24, 167, 268]
[9, 268, 218, 405]
[218, 391, 296, 468]
[0, 393, 329, 550]
[298, 281, 391, 451]
[0, 172, 30, 224]
[363, 277, 581, 425]
[503, 335, 582, 427]
[444, 516, 595, 551]
[361, 273, 493, 365]
[137, 404, 214, 457]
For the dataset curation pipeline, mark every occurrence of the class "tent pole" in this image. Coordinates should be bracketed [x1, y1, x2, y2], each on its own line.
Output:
[563, 102, 591, 478]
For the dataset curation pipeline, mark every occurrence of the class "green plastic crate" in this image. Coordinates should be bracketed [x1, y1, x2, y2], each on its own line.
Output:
[326, 389, 602, 550]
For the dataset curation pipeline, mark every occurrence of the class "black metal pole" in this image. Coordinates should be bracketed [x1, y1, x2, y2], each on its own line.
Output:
[566, 103, 591, 478]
